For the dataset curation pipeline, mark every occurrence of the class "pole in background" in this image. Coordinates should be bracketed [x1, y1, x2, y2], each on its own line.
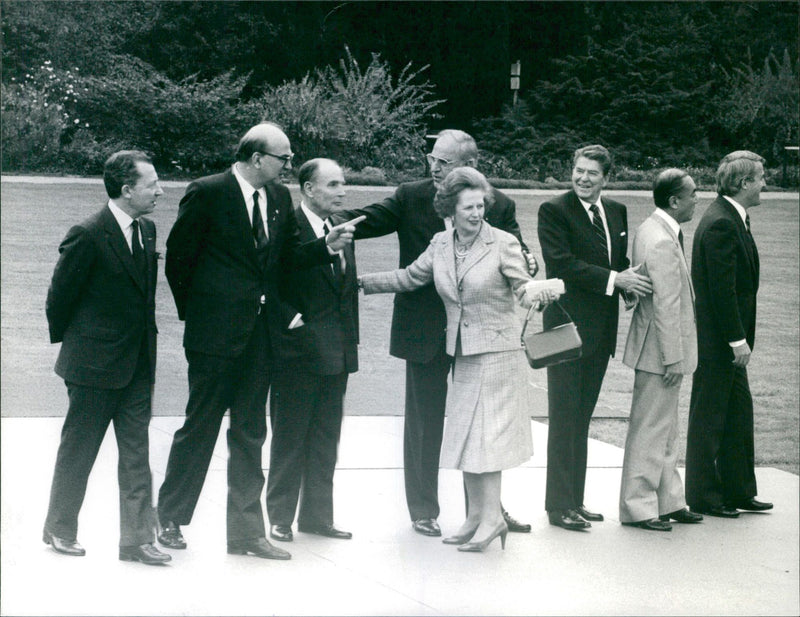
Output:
[510, 60, 521, 107]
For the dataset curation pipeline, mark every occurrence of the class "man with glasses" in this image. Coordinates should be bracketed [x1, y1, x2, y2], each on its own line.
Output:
[156, 122, 357, 559]
[336, 129, 536, 537]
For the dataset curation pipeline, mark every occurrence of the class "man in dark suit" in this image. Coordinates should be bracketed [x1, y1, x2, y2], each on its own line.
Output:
[538, 144, 652, 531]
[335, 130, 536, 537]
[267, 159, 358, 543]
[685, 150, 773, 518]
[43, 150, 171, 565]
[156, 123, 357, 560]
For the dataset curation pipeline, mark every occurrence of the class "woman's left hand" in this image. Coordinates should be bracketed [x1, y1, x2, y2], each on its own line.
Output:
[534, 289, 561, 311]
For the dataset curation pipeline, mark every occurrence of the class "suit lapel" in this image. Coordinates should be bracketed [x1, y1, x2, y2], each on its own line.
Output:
[456, 223, 492, 284]
[265, 182, 282, 242]
[567, 191, 601, 252]
[102, 206, 146, 295]
[297, 208, 338, 290]
[718, 197, 758, 280]
[651, 212, 694, 302]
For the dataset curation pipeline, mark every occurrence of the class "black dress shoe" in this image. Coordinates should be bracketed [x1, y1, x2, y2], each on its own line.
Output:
[270, 524, 293, 542]
[660, 508, 703, 523]
[547, 509, 591, 531]
[622, 519, 672, 531]
[157, 519, 186, 549]
[575, 505, 604, 522]
[298, 524, 352, 539]
[412, 518, 442, 537]
[227, 537, 291, 560]
[690, 505, 740, 518]
[119, 543, 172, 565]
[43, 531, 85, 556]
[502, 510, 531, 533]
[726, 498, 773, 512]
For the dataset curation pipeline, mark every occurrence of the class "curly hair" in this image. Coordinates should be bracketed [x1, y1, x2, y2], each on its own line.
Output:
[433, 167, 494, 218]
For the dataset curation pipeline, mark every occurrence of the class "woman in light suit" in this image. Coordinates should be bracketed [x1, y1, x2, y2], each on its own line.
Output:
[359, 167, 558, 552]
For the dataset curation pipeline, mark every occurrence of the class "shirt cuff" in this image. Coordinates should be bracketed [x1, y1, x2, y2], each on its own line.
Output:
[606, 271, 617, 296]
[729, 339, 747, 348]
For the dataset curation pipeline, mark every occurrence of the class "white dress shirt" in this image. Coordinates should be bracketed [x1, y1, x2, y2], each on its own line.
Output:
[108, 200, 139, 253]
[721, 195, 750, 348]
[232, 163, 268, 241]
[577, 195, 616, 295]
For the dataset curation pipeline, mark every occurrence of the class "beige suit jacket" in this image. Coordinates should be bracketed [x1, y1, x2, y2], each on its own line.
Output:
[623, 211, 697, 375]
[361, 222, 533, 356]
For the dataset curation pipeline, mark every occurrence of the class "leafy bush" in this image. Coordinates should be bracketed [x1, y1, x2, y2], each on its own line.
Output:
[256, 47, 443, 177]
[1, 81, 64, 171]
[73, 55, 256, 176]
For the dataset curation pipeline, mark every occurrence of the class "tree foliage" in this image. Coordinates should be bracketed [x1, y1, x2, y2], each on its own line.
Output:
[229, 48, 441, 172]
[1, 1, 797, 180]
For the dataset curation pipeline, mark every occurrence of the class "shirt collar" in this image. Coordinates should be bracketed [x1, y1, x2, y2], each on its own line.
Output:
[108, 200, 134, 230]
[232, 163, 264, 203]
[721, 195, 749, 226]
[578, 195, 604, 215]
[300, 201, 327, 238]
[653, 207, 682, 237]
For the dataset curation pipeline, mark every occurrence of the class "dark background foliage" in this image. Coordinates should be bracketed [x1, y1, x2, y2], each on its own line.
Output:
[2, 1, 798, 182]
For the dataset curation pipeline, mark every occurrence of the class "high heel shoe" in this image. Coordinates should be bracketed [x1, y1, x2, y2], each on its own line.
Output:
[457, 521, 508, 552]
[442, 528, 478, 545]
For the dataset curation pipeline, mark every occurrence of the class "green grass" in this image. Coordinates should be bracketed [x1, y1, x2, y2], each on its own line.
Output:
[2, 180, 797, 474]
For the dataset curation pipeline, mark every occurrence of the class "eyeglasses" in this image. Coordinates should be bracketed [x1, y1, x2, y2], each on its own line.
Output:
[426, 154, 456, 167]
[259, 151, 294, 167]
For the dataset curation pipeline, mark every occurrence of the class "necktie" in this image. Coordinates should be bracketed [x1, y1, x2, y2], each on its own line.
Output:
[252, 191, 268, 248]
[678, 229, 685, 253]
[323, 222, 345, 278]
[745, 213, 751, 234]
[589, 204, 608, 261]
[131, 219, 147, 278]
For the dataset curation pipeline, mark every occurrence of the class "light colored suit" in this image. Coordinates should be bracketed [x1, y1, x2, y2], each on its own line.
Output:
[362, 222, 535, 472]
[619, 210, 697, 522]
[361, 221, 533, 355]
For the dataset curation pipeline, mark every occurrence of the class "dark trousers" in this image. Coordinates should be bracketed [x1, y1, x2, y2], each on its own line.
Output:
[44, 344, 154, 547]
[158, 318, 270, 542]
[404, 348, 451, 521]
[545, 350, 610, 512]
[685, 360, 757, 508]
[267, 368, 348, 528]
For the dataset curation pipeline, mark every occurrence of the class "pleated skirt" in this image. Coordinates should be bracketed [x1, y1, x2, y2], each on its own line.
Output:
[440, 349, 533, 473]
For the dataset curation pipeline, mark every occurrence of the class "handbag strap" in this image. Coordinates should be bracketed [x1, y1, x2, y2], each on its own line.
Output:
[521, 299, 574, 341]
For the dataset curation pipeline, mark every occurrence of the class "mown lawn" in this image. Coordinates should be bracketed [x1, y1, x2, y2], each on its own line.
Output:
[2, 180, 797, 473]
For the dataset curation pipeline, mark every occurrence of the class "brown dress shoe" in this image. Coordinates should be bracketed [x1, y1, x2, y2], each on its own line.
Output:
[43, 531, 85, 556]
[548, 509, 591, 531]
[270, 524, 294, 542]
[227, 537, 291, 560]
[691, 505, 740, 518]
[298, 524, 352, 539]
[660, 508, 703, 523]
[622, 519, 672, 531]
[502, 510, 532, 533]
[157, 519, 186, 549]
[575, 505, 604, 522]
[725, 498, 773, 512]
[412, 518, 442, 537]
[119, 543, 172, 565]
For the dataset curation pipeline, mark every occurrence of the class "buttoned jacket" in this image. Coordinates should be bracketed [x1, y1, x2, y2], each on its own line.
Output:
[623, 211, 697, 374]
[361, 222, 532, 357]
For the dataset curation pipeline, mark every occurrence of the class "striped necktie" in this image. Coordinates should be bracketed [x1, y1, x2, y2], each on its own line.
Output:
[589, 203, 608, 261]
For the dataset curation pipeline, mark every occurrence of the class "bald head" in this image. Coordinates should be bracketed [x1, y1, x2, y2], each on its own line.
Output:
[298, 158, 346, 219]
[234, 122, 294, 188]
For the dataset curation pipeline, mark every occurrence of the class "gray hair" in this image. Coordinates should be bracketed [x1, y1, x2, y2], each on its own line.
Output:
[433, 167, 494, 218]
[716, 150, 765, 196]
